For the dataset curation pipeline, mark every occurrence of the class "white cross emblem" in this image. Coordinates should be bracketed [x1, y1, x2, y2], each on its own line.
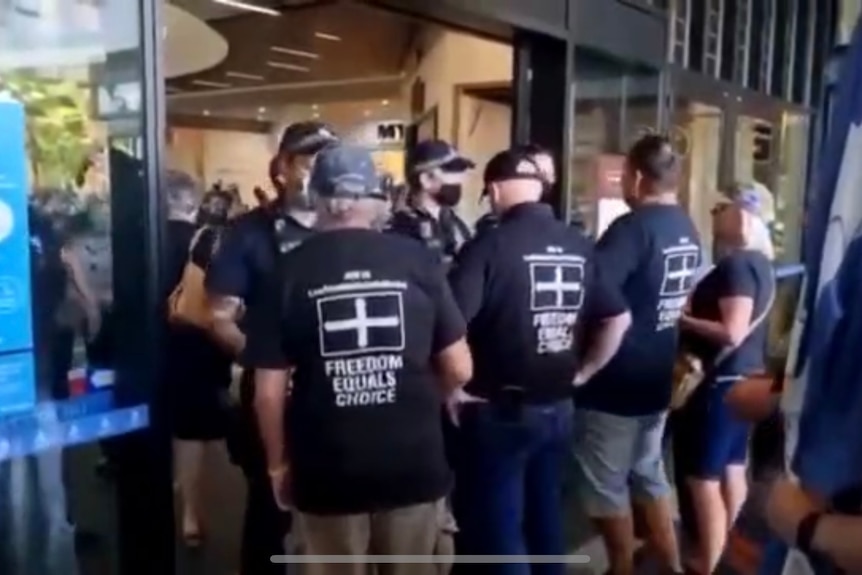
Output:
[317, 292, 406, 357]
[530, 263, 584, 311]
[660, 252, 699, 296]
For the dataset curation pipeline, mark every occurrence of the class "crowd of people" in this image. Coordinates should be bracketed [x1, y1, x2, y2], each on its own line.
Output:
[159, 119, 842, 575]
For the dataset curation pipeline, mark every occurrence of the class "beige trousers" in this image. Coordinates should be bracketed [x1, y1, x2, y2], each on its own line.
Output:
[295, 498, 455, 575]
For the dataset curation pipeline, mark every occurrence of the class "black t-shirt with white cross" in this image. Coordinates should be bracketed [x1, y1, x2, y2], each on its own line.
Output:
[244, 228, 466, 515]
[448, 202, 627, 403]
[577, 204, 702, 416]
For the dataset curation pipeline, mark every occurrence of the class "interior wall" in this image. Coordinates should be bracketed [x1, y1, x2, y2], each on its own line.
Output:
[406, 29, 513, 142]
[166, 126, 274, 203]
[456, 94, 511, 224]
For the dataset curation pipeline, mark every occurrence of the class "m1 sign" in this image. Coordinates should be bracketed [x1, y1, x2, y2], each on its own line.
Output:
[344, 119, 406, 150]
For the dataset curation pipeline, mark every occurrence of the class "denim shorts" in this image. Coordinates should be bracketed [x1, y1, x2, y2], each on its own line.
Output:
[572, 409, 670, 517]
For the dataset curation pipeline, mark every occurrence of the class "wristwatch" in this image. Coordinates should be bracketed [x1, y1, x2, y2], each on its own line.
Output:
[795, 511, 823, 554]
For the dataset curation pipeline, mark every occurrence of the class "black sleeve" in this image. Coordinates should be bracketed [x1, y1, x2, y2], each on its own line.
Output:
[584, 257, 629, 320]
[205, 220, 251, 298]
[424, 254, 467, 353]
[594, 216, 643, 288]
[447, 235, 491, 323]
[242, 271, 292, 369]
[714, 256, 757, 299]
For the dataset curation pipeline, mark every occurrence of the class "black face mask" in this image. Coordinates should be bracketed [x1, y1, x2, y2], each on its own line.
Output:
[436, 184, 462, 207]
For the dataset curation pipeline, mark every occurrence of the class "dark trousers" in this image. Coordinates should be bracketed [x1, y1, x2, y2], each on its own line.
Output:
[452, 400, 574, 575]
[241, 470, 291, 575]
[231, 370, 291, 575]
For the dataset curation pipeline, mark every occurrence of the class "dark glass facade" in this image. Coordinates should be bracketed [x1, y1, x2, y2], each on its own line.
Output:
[0, 0, 839, 572]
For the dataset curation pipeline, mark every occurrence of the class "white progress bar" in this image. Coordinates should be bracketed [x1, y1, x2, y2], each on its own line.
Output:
[271, 555, 592, 564]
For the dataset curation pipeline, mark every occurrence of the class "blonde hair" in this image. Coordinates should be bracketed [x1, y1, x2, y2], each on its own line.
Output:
[740, 209, 775, 261]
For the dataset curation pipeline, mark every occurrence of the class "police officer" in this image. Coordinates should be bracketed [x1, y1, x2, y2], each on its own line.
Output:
[474, 143, 556, 235]
[205, 120, 337, 575]
[447, 148, 632, 575]
[388, 139, 474, 266]
[244, 143, 472, 575]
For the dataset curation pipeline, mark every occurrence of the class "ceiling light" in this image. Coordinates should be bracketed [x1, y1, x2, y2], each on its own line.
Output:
[314, 32, 341, 41]
[270, 46, 320, 60]
[258, 107, 266, 113]
[381, 99, 389, 106]
[226, 71, 265, 81]
[203, 110, 210, 116]
[266, 61, 310, 72]
[363, 110, 371, 117]
[212, 0, 279, 16]
[311, 104, 318, 110]
[191, 79, 231, 89]
[312, 112, 320, 119]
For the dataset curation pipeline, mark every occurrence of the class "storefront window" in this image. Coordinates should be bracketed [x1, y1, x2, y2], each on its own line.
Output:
[1, 1, 149, 572]
[670, 100, 724, 258]
[570, 51, 661, 236]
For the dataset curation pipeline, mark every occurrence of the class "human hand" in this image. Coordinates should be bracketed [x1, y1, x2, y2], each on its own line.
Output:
[446, 388, 485, 427]
[269, 465, 292, 511]
[765, 477, 821, 543]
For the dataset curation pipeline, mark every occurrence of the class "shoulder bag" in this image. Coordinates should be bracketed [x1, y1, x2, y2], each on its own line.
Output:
[167, 226, 217, 329]
[671, 270, 776, 410]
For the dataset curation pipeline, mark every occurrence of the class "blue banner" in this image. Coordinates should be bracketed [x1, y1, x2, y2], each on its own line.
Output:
[0, 351, 36, 416]
[0, 403, 149, 462]
[0, 95, 33, 353]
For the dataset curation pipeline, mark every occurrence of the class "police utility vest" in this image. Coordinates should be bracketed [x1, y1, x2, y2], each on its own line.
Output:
[387, 206, 471, 267]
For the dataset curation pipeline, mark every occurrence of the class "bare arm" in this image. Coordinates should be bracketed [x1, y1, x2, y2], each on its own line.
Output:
[574, 312, 631, 385]
[254, 368, 290, 474]
[811, 514, 862, 571]
[209, 295, 246, 356]
[434, 337, 473, 396]
[681, 295, 754, 347]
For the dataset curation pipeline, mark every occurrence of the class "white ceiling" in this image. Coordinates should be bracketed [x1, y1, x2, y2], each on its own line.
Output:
[169, 0, 245, 21]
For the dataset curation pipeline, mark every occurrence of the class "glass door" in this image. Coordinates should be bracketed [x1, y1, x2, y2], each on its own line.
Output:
[0, 0, 172, 573]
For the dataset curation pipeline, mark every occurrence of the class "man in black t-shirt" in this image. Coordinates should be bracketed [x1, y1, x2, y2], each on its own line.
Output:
[574, 135, 701, 575]
[205, 121, 337, 575]
[447, 148, 631, 575]
[245, 144, 472, 575]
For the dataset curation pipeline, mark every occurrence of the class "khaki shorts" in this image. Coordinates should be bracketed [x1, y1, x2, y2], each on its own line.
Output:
[295, 498, 456, 575]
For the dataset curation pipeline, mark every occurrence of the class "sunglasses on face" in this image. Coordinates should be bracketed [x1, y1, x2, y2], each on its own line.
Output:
[711, 203, 732, 216]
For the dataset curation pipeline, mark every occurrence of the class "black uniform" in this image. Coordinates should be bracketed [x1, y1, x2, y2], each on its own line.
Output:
[387, 205, 472, 266]
[446, 150, 627, 571]
[244, 144, 466, 568]
[449, 201, 625, 402]
[205, 204, 312, 575]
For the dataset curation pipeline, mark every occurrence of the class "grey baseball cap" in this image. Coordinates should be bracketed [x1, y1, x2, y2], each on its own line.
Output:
[309, 144, 384, 199]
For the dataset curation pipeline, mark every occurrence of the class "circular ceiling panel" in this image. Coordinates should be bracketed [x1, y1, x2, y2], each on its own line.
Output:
[163, 4, 228, 79]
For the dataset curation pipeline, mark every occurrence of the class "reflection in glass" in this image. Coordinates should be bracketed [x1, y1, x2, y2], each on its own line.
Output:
[671, 101, 723, 260]
[570, 52, 660, 236]
[0, 0, 147, 572]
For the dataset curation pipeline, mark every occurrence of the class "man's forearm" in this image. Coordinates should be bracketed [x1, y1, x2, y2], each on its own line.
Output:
[209, 295, 246, 355]
[812, 514, 862, 572]
[254, 375, 288, 472]
[578, 314, 630, 382]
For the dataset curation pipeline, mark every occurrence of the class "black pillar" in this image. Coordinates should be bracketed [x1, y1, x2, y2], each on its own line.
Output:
[511, 31, 574, 220]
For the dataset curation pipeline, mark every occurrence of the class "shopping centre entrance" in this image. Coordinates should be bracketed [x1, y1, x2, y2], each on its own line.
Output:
[0, 1, 573, 573]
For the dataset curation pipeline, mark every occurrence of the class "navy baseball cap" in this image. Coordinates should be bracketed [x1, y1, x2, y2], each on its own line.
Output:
[309, 144, 384, 199]
[483, 148, 543, 185]
[409, 139, 474, 174]
[277, 121, 338, 155]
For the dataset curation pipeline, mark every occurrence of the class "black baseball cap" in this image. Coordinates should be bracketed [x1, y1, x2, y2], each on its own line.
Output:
[277, 121, 338, 156]
[483, 148, 544, 189]
[408, 139, 474, 174]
